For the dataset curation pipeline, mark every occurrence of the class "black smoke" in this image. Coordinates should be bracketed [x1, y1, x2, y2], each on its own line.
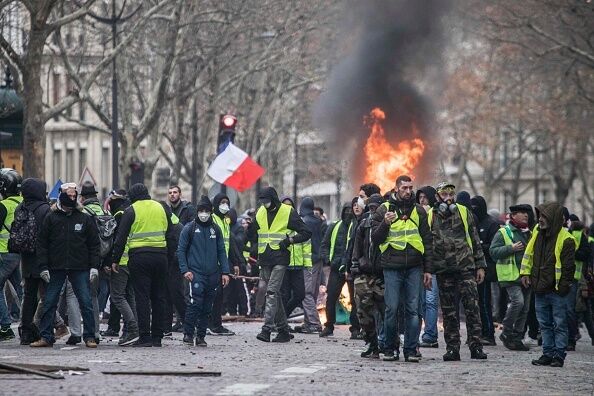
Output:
[314, 0, 451, 186]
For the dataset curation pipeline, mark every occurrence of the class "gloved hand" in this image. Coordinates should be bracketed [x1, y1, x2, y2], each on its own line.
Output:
[90, 268, 99, 282]
[40, 270, 50, 283]
[278, 238, 291, 250]
[350, 265, 360, 277]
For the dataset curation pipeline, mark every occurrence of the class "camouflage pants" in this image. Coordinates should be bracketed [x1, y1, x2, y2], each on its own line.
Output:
[354, 274, 384, 343]
[437, 271, 482, 350]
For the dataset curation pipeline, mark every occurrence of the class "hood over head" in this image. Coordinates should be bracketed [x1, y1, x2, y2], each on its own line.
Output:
[280, 195, 295, 208]
[341, 202, 354, 221]
[21, 178, 47, 203]
[456, 191, 472, 208]
[536, 202, 564, 236]
[228, 207, 238, 226]
[416, 185, 437, 207]
[258, 187, 281, 210]
[299, 196, 315, 216]
[213, 192, 230, 216]
[470, 195, 488, 221]
[128, 184, 151, 203]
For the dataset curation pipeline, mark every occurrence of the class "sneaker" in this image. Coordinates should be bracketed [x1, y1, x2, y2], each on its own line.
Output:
[100, 328, 119, 337]
[272, 331, 292, 343]
[470, 347, 487, 359]
[183, 335, 194, 346]
[172, 322, 184, 333]
[54, 324, 69, 340]
[443, 349, 461, 362]
[84, 339, 98, 348]
[66, 336, 81, 345]
[256, 330, 271, 342]
[0, 327, 15, 341]
[295, 325, 320, 334]
[532, 355, 553, 366]
[404, 354, 421, 363]
[133, 338, 153, 347]
[382, 350, 399, 361]
[152, 338, 162, 347]
[550, 357, 564, 367]
[512, 339, 530, 351]
[207, 326, 235, 336]
[30, 338, 52, 348]
[118, 334, 140, 346]
[195, 336, 207, 347]
[163, 331, 173, 337]
[479, 337, 496, 346]
[361, 343, 379, 358]
[419, 340, 439, 348]
[319, 327, 334, 338]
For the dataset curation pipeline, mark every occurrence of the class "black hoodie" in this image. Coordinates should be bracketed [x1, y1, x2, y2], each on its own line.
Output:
[299, 197, 326, 263]
[470, 195, 500, 281]
[20, 178, 50, 277]
[416, 186, 437, 208]
[248, 187, 311, 266]
[321, 203, 356, 270]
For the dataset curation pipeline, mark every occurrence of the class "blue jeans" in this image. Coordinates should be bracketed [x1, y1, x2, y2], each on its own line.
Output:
[422, 275, 439, 343]
[0, 253, 20, 327]
[383, 266, 421, 355]
[39, 269, 95, 343]
[535, 292, 569, 360]
[183, 273, 219, 338]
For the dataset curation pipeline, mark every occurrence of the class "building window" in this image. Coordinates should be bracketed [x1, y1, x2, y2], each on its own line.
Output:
[79, 148, 87, 176]
[79, 101, 86, 121]
[53, 149, 62, 182]
[66, 149, 74, 181]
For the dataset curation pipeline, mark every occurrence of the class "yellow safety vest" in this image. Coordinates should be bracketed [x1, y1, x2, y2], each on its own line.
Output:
[243, 241, 251, 260]
[520, 226, 575, 290]
[256, 204, 291, 253]
[329, 220, 354, 262]
[212, 214, 230, 256]
[0, 196, 23, 253]
[288, 230, 312, 268]
[495, 226, 520, 282]
[572, 230, 584, 281]
[427, 204, 472, 251]
[379, 203, 424, 254]
[128, 200, 168, 249]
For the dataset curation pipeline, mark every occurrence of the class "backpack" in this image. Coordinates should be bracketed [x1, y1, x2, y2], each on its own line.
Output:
[8, 203, 38, 254]
[84, 206, 117, 258]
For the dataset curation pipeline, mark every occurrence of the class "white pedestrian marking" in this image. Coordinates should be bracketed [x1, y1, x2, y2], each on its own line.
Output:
[217, 383, 270, 395]
[272, 374, 297, 378]
[280, 366, 326, 374]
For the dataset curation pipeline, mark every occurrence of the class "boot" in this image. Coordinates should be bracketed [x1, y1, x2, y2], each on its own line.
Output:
[361, 342, 379, 358]
[550, 357, 564, 367]
[66, 336, 81, 345]
[272, 330, 292, 343]
[195, 336, 207, 347]
[443, 348, 461, 362]
[30, 339, 52, 348]
[470, 346, 487, 359]
[183, 334, 194, 346]
[256, 330, 271, 342]
[531, 355, 553, 366]
[319, 326, 334, 338]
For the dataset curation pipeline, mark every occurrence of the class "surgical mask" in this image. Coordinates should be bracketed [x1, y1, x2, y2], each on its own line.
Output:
[197, 211, 211, 222]
[264, 202, 272, 209]
[219, 203, 230, 214]
[357, 197, 366, 210]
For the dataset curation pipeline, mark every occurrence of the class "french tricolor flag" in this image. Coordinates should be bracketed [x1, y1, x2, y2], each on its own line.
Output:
[207, 143, 265, 192]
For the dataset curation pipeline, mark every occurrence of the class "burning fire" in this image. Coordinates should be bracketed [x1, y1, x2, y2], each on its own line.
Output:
[364, 108, 425, 192]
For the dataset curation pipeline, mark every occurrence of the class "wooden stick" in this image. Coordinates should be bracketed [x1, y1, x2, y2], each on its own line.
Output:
[0, 363, 89, 374]
[101, 370, 221, 377]
[0, 362, 64, 379]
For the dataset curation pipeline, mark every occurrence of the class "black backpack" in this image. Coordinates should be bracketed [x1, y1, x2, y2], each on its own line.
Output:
[84, 206, 117, 258]
[8, 203, 38, 254]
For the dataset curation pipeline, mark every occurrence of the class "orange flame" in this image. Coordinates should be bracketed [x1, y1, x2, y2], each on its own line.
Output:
[363, 108, 425, 192]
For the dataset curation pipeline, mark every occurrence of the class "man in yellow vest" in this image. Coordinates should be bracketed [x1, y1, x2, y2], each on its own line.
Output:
[0, 168, 23, 341]
[427, 181, 488, 361]
[520, 202, 575, 368]
[566, 214, 591, 351]
[371, 175, 433, 362]
[111, 183, 176, 347]
[250, 187, 311, 343]
[489, 204, 533, 351]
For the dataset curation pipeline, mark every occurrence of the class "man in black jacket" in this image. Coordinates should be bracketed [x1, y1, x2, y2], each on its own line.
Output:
[167, 185, 195, 225]
[31, 185, 100, 348]
[249, 187, 311, 343]
[111, 183, 177, 347]
[470, 195, 500, 346]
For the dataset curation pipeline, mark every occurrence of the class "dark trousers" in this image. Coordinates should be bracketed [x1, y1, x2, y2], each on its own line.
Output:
[478, 279, 494, 338]
[19, 276, 42, 341]
[208, 279, 224, 329]
[281, 268, 305, 317]
[164, 258, 187, 331]
[225, 278, 249, 316]
[184, 273, 219, 338]
[325, 268, 359, 332]
[107, 301, 121, 332]
[128, 251, 167, 340]
[39, 269, 95, 343]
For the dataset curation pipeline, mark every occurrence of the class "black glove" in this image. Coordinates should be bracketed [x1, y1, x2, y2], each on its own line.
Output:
[279, 238, 291, 250]
[350, 264, 360, 277]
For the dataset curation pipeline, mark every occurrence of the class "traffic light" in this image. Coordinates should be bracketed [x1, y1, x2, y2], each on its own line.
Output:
[217, 114, 237, 154]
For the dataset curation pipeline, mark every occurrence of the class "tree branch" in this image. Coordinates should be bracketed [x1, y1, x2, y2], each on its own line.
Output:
[49, 0, 97, 29]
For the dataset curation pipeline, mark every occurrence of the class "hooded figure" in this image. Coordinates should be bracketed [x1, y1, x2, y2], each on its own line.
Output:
[299, 197, 326, 264]
[128, 183, 151, 203]
[470, 196, 500, 277]
[321, 203, 354, 270]
[20, 178, 50, 278]
[212, 193, 230, 219]
[416, 186, 437, 208]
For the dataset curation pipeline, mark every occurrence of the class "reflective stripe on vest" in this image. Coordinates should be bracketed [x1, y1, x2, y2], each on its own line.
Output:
[128, 200, 167, 249]
[495, 226, 520, 282]
[256, 204, 291, 253]
[520, 226, 575, 290]
[0, 196, 23, 252]
[243, 241, 251, 259]
[571, 230, 584, 281]
[379, 203, 424, 254]
[329, 220, 353, 262]
[288, 230, 313, 268]
[212, 214, 230, 256]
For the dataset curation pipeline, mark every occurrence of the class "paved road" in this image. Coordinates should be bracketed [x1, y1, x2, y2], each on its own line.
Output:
[1, 322, 593, 395]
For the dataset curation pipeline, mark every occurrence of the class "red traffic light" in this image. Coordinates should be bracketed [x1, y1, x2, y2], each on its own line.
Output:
[221, 114, 237, 128]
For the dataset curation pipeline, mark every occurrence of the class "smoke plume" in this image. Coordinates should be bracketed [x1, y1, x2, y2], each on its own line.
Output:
[314, 0, 451, 187]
